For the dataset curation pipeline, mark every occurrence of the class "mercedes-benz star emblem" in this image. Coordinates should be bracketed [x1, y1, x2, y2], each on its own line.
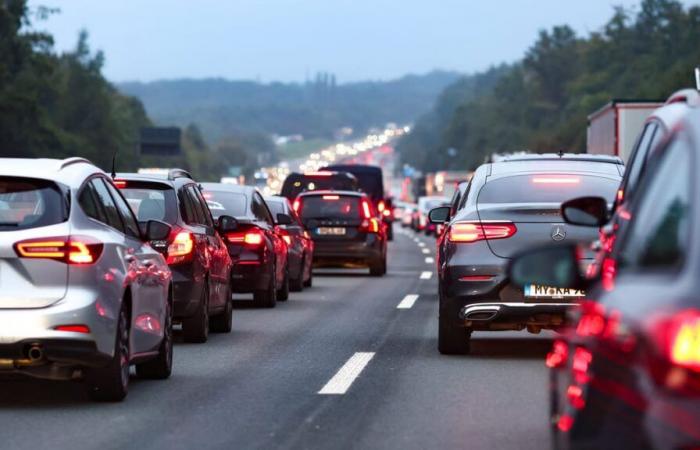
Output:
[551, 225, 566, 241]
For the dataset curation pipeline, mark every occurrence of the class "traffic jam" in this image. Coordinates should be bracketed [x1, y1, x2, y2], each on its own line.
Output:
[2, 81, 700, 448]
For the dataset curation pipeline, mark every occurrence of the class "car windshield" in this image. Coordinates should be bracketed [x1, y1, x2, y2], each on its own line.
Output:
[203, 191, 247, 218]
[119, 182, 178, 223]
[0, 177, 66, 231]
[299, 195, 362, 219]
[478, 174, 620, 204]
[280, 175, 357, 199]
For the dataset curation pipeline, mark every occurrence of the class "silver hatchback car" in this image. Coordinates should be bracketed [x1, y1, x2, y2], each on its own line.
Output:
[0, 158, 174, 401]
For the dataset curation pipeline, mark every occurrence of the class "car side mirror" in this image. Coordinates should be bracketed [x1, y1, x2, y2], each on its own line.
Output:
[217, 215, 238, 233]
[508, 244, 589, 291]
[428, 206, 451, 224]
[561, 196, 609, 227]
[145, 220, 171, 241]
[276, 213, 293, 226]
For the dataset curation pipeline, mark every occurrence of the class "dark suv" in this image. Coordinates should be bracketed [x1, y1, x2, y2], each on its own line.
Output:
[117, 171, 234, 343]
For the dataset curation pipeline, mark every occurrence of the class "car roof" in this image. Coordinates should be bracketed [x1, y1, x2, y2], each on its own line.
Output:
[0, 157, 101, 186]
[297, 189, 366, 198]
[323, 164, 382, 174]
[116, 169, 194, 185]
[495, 153, 623, 165]
[487, 156, 624, 178]
[200, 182, 257, 196]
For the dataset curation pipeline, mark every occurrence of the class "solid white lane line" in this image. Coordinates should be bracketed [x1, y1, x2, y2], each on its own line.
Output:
[318, 352, 375, 395]
[425, 257, 435, 264]
[421, 248, 430, 254]
[397, 294, 419, 309]
[420, 271, 432, 280]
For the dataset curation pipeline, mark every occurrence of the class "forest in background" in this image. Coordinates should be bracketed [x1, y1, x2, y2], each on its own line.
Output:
[398, 0, 700, 171]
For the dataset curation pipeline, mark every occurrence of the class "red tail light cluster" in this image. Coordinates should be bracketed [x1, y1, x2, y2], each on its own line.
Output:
[651, 309, 700, 374]
[448, 221, 517, 243]
[293, 198, 302, 214]
[14, 236, 103, 265]
[166, 231, 194, 265]
[226, 229, 265, 246]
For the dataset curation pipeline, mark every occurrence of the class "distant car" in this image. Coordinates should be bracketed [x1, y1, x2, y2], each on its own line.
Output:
[280, 171, 358, 201]
[201, 183, 290, 307]
[321, 164, 393, 240]
[296, 190, 387, 276]
[264, 195, 314, 291]
[417, 196, 448, 235]
[0, 158, 173, 401]
[117, 171, 234, 342]
[509, 109, 700, 449]
[430, 154, 623, 354]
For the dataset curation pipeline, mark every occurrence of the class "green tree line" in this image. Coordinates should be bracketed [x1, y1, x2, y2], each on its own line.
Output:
[0, 0, 272, 180]
[398, 0, 700, 171]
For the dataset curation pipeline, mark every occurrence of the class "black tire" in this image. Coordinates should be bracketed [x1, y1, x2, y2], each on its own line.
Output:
[387, 225, 394, 241]
[277, 267, 290, 301]
[183, 283, 209, 343]
[303, 265, 313, 288]
[86, 306, 130, 402]
[438, 313, 471, 355]
[254, 266, 277, 308]
[136, 296, 173, 379]
[210, 282, 233, 333]
[289, 256, 305, 292]
[369, 255, 387, 277]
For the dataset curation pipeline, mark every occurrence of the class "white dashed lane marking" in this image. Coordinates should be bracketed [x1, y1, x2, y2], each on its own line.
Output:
[421, 248, 430, 254]
[420, 271, 432, 280]
[396, 294, 419, 309]
[318, 352, 376, 395]
[425, 257, 434, 264]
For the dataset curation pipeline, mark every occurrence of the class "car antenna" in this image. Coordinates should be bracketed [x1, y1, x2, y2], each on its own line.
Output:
[110, 152, 117, 179]
[557, 150, 565, 158]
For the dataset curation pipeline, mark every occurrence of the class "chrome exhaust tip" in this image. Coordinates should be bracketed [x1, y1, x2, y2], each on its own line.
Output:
[27, 346, 44, 362]
[462, 305, 500, 321]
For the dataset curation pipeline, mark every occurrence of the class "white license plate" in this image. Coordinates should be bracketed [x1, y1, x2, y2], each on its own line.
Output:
[524, 285, 585, 299]
[317, 227, 346, 236]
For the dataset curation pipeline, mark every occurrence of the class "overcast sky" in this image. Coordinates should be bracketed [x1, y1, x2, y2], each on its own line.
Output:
[28, 0, 699, 83]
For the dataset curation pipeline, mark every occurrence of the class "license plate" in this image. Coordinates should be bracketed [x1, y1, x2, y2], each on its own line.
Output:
[317, 227, 346, 236]
[524, 285, 585, 299]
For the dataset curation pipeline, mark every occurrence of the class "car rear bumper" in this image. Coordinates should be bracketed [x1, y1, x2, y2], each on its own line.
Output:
[459, 302, 577, 331]
[171, 264, 206, 319]
[231, 261, 272, 293]
[312, 238, 383, 266]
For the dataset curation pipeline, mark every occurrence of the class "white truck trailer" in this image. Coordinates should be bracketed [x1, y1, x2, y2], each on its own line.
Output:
[587, 100, 662, 163]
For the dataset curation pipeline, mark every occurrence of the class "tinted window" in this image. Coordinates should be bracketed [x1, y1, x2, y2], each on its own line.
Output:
[618, 136, 692, 271]
[478, 174, 619, 204]
[280, 173, 358, 199]
[120, 182, 178, 224]
[91, 178, 125, 232]
[179, 187, 196, 224]
[186, 186, 207, 225]
[204, 191, 248, 218]
[252, 194, 273, 224]
[299, 195, 362, 220]
[0, 177, 66, 231]
[79, 182, 106, 224]
[266, 199, 286, 217]
[621, 122, 658, 202]
[105, 181, 141, 238]
[191, 187, 214, 227]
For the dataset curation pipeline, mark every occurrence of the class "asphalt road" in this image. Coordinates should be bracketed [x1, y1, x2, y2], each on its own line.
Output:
[0, 228, 552, 450]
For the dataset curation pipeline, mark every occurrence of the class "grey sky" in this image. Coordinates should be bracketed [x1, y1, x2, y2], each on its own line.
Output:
[29, 0, 699, 83]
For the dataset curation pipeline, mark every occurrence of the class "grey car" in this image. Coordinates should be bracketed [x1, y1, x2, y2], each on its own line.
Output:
[0, 158, 174, 401]
[430, 154, 624, 354]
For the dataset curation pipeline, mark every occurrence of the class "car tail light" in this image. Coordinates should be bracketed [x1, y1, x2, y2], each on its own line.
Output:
[227, 229, 265, 246]
[278, 228, 292, 245]
[572, 346, 593, 384]
[54, 324, 91, 333]
[361, 199, 373, 219]
[531, 176, 581, 185]
[322, 195, 340, 200]
[601, 257, 617, 292]
[448, 221, 516, 243]
[14, 236, 103, 265]
[114, 179, 127, 189]
[293, 198, 302, 214]
[546, 339, 569, 369]
[360, 218, 381, 233]
[651, 309, 700, 374]
[377, 200, 386, 213]
[167, 231, 194, 264]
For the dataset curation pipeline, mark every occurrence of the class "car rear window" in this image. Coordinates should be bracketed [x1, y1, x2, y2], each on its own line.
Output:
[299, 195, 362, 220]
[265, 199, 286, 217]
[0, 177, 66, 231]
[119, 182, 178, 224]
[324, 166, 384, 201]
[478, 174, 620, 204]
[203, 191, 247, 218]
[280, 174, 358, 199]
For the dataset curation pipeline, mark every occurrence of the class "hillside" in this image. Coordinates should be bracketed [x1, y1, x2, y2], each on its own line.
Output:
[118, 71, 461, 143]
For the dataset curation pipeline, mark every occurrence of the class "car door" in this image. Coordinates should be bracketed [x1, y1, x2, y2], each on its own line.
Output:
[103, 178, 170, 355]
[190, 185, 230, 310]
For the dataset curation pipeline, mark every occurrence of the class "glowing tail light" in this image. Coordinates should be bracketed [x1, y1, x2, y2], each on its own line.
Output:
[659, 310, 700, 373]
[167, 231, 194, 264]
[227, 229, 265, 246]
[113, 180, 127, 189]
[546, 339, 569, 369]
[54, 324, 91, 333]
[448, 221, 516, 243]
[361, 199, 373, 219]
[531, 176, 581, 185]
[377, 200, 386, 213]
[360, 218, 381, 233]
[322, 195, 340, 200]
[293, 199, 302, 214]
[278, 228, 292, 245]
[14, 237, 103, 265]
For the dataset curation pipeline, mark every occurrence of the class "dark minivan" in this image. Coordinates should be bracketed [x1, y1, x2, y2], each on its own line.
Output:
[280, 171, 358, 201]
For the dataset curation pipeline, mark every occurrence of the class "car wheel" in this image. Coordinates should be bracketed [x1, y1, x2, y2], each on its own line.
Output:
[183, 283, 209, 343]
[438, 313, 471, 355]
[277, 267, 290, 301]
[86, 306, 130, 401]
[136, 296, 173, 379]
[290, 255, 305, 292]
[303, 264, 313, 288]
[387, 225, 394, 241]
[210, 282, 233, 333]
[254, 265, 277, 308]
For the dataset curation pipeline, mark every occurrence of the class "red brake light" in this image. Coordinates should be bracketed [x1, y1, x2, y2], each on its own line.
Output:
[377, 200, 386, 213]
[361, 199, 372, 219]
[652, 310, 700, 373]
[546, 339, 569, 369]
[14, 236, 103, 265]
[226, 229, 265, 246]
[531, 176, 581, 185]
[245, 231, 264, 245]
[54, 324, 91, 333]
[601, 257, 616, 292]
[360, 218, 381, 233]
[167, 231, 194, 264]
[114, 180, 127, 189]
[322, 195, 340, 200]
[448, 222, 516, 243]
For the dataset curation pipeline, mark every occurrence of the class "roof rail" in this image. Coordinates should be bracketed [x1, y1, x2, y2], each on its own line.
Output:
[168, 168, 193, 181]
[60, 157, 93, 170]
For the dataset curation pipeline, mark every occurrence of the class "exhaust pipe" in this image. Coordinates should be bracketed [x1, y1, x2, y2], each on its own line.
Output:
[27, 346, 43, 362]
[462, 305, 500, 321]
